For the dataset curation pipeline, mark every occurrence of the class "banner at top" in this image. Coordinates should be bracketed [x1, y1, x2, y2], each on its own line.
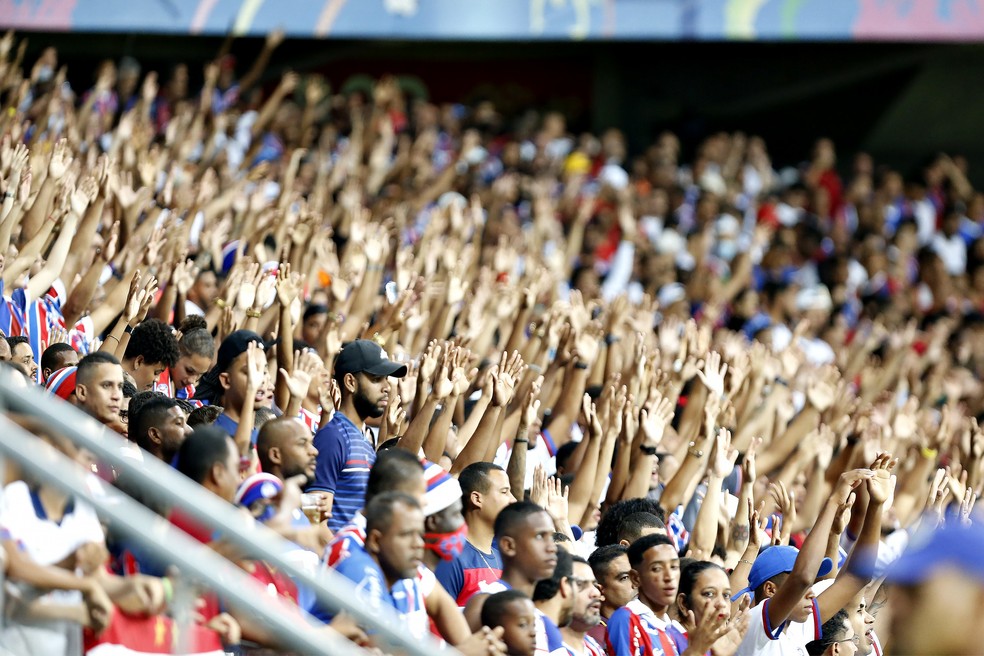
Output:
[1, 0, 983, 41]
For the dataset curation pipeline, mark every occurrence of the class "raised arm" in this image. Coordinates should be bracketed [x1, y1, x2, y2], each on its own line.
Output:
[763, 468, 871, 631]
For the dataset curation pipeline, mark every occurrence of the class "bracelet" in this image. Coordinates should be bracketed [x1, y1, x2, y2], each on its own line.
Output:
[640, 444, 658, 456]
[573, 361, 590, 370]
[214, 298, 227, 308]
[367, 264, 384, 272]
[515, 438, 529, 444]
[105, 335, 120, 343]
[687, 441, 704, 458]
[739, 559, 754, 566]
[245, 309, 262, 318]
[2, 191, 13, 200]
[604, 333, 621, 346]
[920, 446, 938, 460]
[124, 324, 134, 335]
[161, 577, 174, 604]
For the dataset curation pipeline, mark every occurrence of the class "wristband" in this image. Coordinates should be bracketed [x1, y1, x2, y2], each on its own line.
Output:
[640, 444, 658, 456]
[920, 446, 938, 460]
[573, 361, 589, 370]
[161, 577, 174, 604]
[214, 298, 227, 308]
[124, 324, 134, 334]
[604, 333, 621, 346]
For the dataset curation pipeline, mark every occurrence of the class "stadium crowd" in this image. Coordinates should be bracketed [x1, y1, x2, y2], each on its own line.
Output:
[1, 27, 984, 656]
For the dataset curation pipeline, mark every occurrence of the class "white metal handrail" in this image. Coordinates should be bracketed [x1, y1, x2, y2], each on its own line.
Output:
[0, 371, 449, 656]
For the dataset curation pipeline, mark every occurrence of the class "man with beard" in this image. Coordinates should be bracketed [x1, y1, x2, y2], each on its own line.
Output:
[562, 556, 606, 656]
[257, 417, 319, 483]
[129, 394, 192, 464]
[256, 416, 332, 550]
[310, 339, 407, 531]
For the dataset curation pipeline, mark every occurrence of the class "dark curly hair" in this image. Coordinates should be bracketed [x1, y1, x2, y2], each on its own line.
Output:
[177, 315, 215, 359]
[123, 319, 179, 368]
[595, 498, 666, 548]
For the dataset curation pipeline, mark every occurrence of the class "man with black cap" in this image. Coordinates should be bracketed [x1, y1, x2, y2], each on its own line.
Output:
[309, 339, 407, 532]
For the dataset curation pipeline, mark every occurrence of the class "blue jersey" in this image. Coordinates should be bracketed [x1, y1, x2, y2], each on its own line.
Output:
[214, 412, 258, 445]
[435, 541, 503, 606]
[537, 610, 569, 656]
[317, 542, 427, 637]
[310, 412, 376, 531]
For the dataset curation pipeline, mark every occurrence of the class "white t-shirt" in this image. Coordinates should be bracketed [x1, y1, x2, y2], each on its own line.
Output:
[735, 598, 820, 656]
[0, 481, 104, 567]
[0, 481, 104, 656]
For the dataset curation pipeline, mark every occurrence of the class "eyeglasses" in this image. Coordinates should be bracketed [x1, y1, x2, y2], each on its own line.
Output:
[835, 635, 861, 646]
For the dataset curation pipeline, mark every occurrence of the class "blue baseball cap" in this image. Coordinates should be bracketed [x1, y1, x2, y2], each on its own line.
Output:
[731, 545, 833, 601]
[886, 521, 984, 585]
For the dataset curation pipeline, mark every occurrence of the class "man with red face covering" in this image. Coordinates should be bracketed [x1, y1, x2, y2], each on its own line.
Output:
[421, 460, 468, 571]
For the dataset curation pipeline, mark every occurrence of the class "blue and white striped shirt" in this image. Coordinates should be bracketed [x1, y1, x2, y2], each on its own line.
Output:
[310, 412, 375, 532]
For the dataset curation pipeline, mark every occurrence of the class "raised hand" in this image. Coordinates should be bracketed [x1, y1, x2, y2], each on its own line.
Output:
[144, 226, 167, 269]
[573, 323, 602, 367]
[134, 275, 159, 324]
[742, 436, 762, 484]
[431, 348, 454, 400]
[123, 271, 147, 324]
[806, 374, 837, 412]
[832, 492, 855, 537]
[491, 350, 524, 407]
[245, 341, 265, 393]
[47, 139, 71, 180]
[686, 608, 732, 656]
[748, 501, 766, 550]
[960, 487, 978, 526]
[254, 272, 277, 311]
[173, 259, 200, 296]
[695, 350, 728, 399]
[530, 464, 549, 508]
[928, 468, 951, 525]
[833, 468, 875, 506]
[450, 345, 476, 396]
[545, 476, 570, 525]
[866, 452, 898, 505]
[640, 393, 674, 447]
[770, 481, 796, 534]
[582, 394, 603, 439]
[280, 350, 318, 400]
[236, 262, 260, 310]
[711, 427, 738, 478]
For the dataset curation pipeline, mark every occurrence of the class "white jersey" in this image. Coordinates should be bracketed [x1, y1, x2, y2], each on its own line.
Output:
[734, 598, 821, 656]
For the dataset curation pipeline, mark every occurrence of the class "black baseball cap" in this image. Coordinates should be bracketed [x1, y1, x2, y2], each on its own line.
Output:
[215, 330, 264, 373]
[334, 340, 407, 378]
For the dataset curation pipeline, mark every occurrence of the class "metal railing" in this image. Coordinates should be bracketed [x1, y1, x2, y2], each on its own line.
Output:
[0, 371, 450, 656]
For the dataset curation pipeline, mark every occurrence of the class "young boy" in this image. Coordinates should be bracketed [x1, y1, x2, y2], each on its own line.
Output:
[482, 590, 538, 656]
